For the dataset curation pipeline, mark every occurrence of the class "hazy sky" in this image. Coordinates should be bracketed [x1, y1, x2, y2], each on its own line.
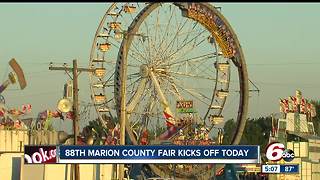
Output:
[1, 3, 320, 132]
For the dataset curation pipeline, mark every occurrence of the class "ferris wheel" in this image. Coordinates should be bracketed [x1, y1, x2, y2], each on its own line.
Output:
[89, 2, 248, 179]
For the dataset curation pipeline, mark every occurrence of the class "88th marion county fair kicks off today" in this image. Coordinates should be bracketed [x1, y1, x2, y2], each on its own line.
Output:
[24, 145, 260, 164]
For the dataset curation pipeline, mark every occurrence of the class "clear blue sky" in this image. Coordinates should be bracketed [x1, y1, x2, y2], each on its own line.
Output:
[1, 3, 320, 132]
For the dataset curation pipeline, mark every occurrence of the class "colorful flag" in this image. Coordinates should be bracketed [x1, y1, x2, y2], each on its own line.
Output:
[281, 99, 289, 113]
[14, 120, 22, 129]
[38, 110, 48, 120]
[0, 108, 4, 117]
[290, 96, 298, 112]
[51, 110, 64, 120]
[300, 98, 306, 113]
[279, 99, 284, 112]
[165, 120, 175, 127]
[163, 111, 175, 127]
[163, 111, 173, 119]
[27, 104, 32, 113]
[21, 104, 32, 114]
[22, 105, 27, 113]
[66, 111, 74, 120]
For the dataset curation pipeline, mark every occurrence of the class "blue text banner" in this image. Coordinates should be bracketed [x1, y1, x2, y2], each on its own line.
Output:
[57, 145, 260, 164]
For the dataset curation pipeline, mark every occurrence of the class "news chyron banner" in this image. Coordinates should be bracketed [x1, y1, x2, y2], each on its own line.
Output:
[24, 145, 260, 164]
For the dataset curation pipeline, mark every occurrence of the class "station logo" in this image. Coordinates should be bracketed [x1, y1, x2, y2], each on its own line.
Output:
[265, 142, 295, 162]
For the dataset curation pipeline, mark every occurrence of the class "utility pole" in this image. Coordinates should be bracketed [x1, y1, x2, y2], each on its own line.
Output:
[49, 59, 94, 180]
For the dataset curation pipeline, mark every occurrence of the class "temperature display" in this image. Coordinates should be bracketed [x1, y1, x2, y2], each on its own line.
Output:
[280, 164, 299, 173]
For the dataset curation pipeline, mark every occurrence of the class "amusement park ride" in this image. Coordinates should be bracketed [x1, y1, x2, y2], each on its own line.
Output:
[1, 3, 251, 180]
[0, 59, 26, 95]
[87, 2, 249, 179]
[0, 59, 28, 128]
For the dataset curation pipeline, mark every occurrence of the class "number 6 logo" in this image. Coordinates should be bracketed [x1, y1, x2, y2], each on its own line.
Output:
[266, 142, 285, 161]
